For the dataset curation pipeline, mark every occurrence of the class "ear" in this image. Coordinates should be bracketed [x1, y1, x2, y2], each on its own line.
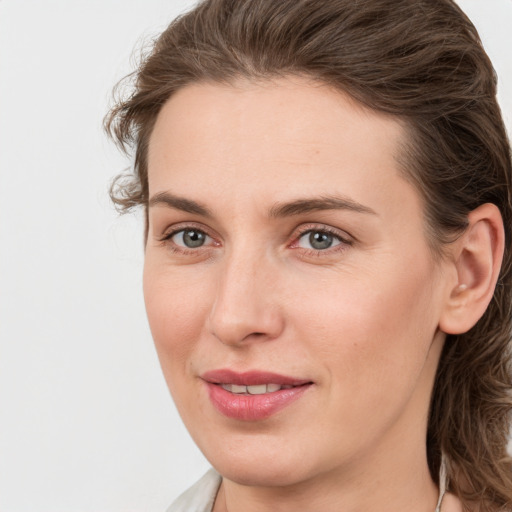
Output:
[439, 203, 505, 335]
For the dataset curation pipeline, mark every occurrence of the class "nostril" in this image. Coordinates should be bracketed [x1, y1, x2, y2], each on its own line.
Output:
[208, 293, 285, 346]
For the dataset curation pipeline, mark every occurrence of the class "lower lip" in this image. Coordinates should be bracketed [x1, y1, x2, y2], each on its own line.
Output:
[205, 382, 312, 421]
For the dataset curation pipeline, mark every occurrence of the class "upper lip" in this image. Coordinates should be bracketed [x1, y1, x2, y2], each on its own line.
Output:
[201, 369, 311, 386]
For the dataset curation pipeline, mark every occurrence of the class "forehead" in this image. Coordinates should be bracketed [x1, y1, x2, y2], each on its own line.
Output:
[147, 77, 414, 216]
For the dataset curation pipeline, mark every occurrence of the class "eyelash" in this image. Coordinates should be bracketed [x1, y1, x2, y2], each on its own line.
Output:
[291, 224, 353, 256]
[158, 223, 217, 255]
[158, 223, 353, 257]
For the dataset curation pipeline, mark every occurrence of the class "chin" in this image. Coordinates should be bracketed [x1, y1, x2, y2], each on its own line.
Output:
[196, 430, 329, 488]
[214, 459, 310, 488]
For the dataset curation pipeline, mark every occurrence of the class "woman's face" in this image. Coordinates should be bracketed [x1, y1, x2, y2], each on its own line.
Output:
[144, 77, 450, 488]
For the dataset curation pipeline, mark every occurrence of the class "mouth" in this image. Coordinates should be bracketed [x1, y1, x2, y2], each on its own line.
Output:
[218, 383, 297, 394]
[201, 369, 313, 421]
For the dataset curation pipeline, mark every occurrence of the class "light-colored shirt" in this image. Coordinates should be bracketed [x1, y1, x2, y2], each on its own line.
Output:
[166, 469, 221, 512]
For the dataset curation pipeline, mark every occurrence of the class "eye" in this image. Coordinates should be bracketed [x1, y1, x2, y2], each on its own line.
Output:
[170, 228, 212, 248]
[297, 230, 343, 251]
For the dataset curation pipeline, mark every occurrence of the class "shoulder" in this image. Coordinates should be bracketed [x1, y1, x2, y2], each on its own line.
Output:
[166, 469, 222, 512]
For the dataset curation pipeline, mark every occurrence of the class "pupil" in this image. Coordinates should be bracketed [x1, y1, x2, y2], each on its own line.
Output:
[309, 231, 333, 250]
[183, 230, 205, 248]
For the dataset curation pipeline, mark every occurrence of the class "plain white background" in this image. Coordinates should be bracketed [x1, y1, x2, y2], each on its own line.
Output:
[0, 1, 511, 511]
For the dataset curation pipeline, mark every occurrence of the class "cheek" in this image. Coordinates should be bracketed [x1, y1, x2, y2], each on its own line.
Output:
[143, 263, 213, 378]
[293, 253, 440, 403]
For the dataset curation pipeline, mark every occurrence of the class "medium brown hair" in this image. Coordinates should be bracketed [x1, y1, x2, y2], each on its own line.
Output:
[105, 0, 512, 509]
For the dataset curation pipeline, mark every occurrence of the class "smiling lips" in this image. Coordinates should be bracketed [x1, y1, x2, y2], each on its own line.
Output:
[201, 369, 313, 421]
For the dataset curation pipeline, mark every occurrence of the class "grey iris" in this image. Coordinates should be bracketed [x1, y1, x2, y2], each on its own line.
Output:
[309, 231, 333, 250]
[183, 230, 206, 248]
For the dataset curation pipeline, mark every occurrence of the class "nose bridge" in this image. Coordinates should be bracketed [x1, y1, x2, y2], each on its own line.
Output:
[208, 243, 282, 345]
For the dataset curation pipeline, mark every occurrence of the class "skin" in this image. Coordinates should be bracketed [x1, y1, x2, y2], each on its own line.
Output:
[143, 77, 476, 512]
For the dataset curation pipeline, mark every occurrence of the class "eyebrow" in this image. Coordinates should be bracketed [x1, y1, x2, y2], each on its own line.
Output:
[148, 192, 213, 218]
[269, 195, 378, 218]
[148, 192, 377, 218]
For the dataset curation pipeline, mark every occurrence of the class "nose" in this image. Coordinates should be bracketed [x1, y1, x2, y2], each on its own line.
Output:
[207, 250, 285, 347]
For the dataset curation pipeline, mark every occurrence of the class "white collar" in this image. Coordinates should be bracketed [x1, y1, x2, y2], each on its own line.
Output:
[435, 454, 448, 512]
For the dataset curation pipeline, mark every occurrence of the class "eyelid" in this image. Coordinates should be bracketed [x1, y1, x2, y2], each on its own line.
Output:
[291, 223, 353, 243]
[158, 221, 217, 242]
[157, 222, 221, 258]
[156, 221, 353, 256]
[289, 223, 354, 253]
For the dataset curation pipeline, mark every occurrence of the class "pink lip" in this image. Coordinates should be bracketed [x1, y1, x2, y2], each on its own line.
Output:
[201, 369, 313, 421]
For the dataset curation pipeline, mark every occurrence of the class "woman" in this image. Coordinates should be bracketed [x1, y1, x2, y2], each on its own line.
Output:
[105, 0, 512, 510]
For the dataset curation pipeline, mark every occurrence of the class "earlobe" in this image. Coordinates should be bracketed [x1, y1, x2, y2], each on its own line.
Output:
[439, 203, 505, 335]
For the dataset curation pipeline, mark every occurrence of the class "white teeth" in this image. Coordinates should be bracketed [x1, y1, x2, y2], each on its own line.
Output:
[220, 383, 285, 394]
[247, 384, 267, 395]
